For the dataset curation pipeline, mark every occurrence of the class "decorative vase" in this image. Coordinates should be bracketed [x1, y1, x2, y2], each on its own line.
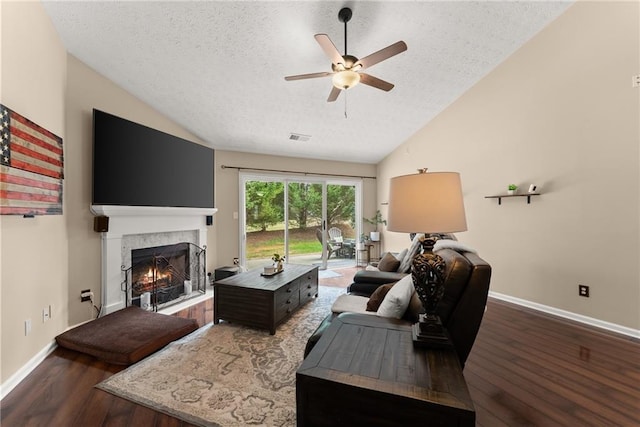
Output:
[370, 231, 380, 242]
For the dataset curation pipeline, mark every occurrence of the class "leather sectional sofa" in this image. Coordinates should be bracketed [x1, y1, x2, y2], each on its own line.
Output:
[304, 248, 492, 368]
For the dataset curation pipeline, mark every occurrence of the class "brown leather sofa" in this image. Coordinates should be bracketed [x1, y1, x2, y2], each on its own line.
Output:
[304, 248, 492, 368]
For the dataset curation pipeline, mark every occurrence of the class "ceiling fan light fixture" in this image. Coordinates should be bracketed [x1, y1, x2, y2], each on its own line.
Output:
[332, 70, 360, 90]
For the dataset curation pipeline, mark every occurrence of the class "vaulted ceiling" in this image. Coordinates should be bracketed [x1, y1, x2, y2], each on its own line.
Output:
[42, 1, 572, 164]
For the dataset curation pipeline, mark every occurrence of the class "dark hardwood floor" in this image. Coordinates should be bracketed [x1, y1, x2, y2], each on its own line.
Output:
[466, 300, 639, 426]
[2, 275, 639, 426]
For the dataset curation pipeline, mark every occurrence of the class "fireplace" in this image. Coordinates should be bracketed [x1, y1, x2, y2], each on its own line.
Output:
[91, 205, 217, 316]
[124, 242, 206, 311]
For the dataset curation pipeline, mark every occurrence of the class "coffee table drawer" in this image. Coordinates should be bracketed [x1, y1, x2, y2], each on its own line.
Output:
[275, 291, 300, 323]
[299, 283, 318, 305]
[276, 281, 300, 304]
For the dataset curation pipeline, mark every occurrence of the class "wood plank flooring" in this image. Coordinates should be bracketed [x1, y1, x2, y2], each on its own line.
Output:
[466, 299, 639, 426]
[2, 274, 639, 426]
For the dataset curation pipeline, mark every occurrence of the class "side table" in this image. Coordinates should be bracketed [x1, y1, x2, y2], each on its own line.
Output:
[296, 313, 475, 426]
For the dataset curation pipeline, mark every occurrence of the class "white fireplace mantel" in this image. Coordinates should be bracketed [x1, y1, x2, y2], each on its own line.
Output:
[92, 205, 217, 315]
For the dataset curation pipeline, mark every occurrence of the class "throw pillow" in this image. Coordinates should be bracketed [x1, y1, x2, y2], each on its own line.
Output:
[366, 283, 396, 312]
[376, 275, 415, 319]
[398, 233, 424, 273]
[434, 239, 477, 253]
[377, 252, 401, 272]
[396, 248, 408, 265]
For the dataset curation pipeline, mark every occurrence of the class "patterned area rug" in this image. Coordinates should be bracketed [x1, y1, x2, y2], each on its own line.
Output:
[97, 285, 345, 427]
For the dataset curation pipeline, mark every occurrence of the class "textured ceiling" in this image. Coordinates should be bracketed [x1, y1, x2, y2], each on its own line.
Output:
[42, 1, 572, 164]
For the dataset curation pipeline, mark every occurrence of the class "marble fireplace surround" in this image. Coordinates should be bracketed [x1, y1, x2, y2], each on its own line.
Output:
[91, 205, 217, 316]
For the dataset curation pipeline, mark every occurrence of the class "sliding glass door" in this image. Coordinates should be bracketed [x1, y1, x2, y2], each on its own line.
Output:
[243, 179, 285, 269]
[241, 174, 361, 270]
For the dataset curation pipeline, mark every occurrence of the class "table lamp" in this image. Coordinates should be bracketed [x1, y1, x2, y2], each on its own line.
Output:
[387, 168, 467, 348]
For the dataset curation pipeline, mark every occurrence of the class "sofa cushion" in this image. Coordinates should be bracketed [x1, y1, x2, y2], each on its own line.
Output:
[331, 294, 375, 315]
[366, 283, 395, 311]
[398, 233, 424, 273]
[377, 274, 415, 319]
[433, 249, 473, 325]
[377, 252, 401, 272]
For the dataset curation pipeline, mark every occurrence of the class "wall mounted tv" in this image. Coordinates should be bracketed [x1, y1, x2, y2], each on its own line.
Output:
[92, 109, 214, 209]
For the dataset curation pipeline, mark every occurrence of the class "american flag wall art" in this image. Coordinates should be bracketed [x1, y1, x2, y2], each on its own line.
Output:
[0, 104, 64, 215]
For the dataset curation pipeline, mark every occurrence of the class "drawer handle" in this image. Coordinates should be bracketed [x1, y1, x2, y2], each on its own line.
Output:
[286, 288, 292, 293]
[286, 299, 291, 304]
[307, 284, 312, 289]
[307, 292, 312, 297]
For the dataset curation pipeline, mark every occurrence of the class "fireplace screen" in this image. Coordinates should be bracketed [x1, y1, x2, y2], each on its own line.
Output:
[122, 242, 206, 311]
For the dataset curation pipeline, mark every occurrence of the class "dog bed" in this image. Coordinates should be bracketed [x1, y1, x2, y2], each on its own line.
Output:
[55, 306, 199, 365]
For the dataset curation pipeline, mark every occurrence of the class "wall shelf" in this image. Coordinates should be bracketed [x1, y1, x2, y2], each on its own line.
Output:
[485, 193, 540, 205]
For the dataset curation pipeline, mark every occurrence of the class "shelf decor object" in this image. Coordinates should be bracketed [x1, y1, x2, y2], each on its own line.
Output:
[387, 168, 467, 348]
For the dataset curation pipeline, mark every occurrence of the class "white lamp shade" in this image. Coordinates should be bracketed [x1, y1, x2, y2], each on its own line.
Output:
[387, 171, 467, 234]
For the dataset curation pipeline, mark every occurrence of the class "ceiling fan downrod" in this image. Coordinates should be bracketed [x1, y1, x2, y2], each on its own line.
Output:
[338, 7, 352, 56]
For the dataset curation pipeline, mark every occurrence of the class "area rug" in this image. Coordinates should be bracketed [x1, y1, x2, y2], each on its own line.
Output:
[318, 269, 341, 279]
[97, 285, 345, 427]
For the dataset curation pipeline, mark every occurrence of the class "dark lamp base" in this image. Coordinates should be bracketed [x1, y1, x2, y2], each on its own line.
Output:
[412, 314, 453, 349]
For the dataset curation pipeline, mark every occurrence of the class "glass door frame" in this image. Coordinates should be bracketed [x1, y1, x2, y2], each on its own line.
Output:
[239, 172, 362, 270]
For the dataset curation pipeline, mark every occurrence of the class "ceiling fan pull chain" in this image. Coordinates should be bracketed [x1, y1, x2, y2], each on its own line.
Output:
[344, 93, 348, 119]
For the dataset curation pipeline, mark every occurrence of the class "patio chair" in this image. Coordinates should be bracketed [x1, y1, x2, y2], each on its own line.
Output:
[328, 227, 343, 243]
[316, 228, 341, 259]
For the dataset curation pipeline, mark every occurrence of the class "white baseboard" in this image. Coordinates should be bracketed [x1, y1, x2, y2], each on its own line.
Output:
[1, 340, 57, 400]
[489, 291, 640, 339]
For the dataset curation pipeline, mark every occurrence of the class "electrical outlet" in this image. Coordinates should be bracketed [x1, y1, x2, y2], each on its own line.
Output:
[633, 75, 640, 88]
[25, 319, 32, 336]
[578, 284, 590, 298]
[81, 289, 92, 302]
[42, 307, 50, 322]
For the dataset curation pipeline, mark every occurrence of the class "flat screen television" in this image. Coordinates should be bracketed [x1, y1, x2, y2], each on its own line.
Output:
[92, 109, 214, 209]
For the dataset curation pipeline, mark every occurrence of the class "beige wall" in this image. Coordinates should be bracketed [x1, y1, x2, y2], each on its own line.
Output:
[1, 1, 68, 383]
[378, 1, 640, 330]
[213, 150, 377, 268]
[1, 1, 210, 384]
[64, 55, 210, 327]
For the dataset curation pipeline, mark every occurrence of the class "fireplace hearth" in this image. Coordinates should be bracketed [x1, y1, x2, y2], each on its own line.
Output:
[123, 241, 206, 311]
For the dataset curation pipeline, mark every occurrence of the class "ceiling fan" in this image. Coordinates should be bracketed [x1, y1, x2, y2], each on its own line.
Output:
[284, 7, 407, 102]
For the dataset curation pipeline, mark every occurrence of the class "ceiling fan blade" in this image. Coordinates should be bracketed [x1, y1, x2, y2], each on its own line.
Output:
[327, 86, 341, 102]
[355, 41, 407, 70]
[359, 73, 395, 92]
[314, 34, 344, 67]
[285, 71, 333, 81]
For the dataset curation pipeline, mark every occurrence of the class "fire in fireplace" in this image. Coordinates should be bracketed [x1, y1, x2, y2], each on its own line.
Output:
[125, 242, 205, 310]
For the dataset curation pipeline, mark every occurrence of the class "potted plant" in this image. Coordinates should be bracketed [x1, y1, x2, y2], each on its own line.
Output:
[271, 253, 285, 271]
[508, 184, 518, 195]
[364, 210, 387, 242]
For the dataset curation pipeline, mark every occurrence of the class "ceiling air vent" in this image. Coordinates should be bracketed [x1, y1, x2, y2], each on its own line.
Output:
[289, 133, 311, 142]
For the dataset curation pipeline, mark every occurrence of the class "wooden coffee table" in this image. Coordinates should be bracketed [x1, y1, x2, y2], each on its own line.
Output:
[213, 264, 318, 334]
[297, 313, 475, 426]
